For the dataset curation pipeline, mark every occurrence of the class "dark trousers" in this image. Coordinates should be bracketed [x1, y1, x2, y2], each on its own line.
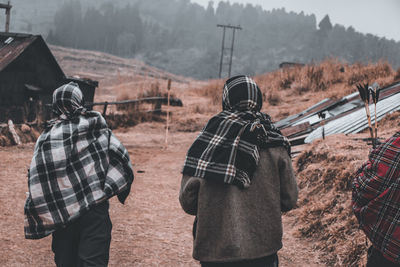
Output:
[52, 201, 112, 267]
[367, 246, 400, 267]
[201, 253, 278, 267]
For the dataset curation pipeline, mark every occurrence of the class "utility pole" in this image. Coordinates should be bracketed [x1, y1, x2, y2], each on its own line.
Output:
[0, 1, 12, 32]
[217, 24, 242, 78]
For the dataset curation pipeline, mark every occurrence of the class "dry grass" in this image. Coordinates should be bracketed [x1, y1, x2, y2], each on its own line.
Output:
[293, 136, 370, 266]
[289, 113, 398, 266]
[197, 79, 224, 106]
[197, 59, 398, 122]
[394, 67, 400, 82]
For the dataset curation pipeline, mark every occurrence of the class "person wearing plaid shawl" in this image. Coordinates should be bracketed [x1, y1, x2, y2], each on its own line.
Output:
[353, 132, 400, 266]
[24, 82, 134, 267]
[179, 75, 298, 266]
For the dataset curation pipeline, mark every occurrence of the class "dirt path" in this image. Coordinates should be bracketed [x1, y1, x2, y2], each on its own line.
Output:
[0, 121, 322, 266]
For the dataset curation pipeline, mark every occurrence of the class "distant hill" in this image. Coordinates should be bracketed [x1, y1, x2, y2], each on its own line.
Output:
[4, 0, 400, 79]
[49, 44, 190, 102]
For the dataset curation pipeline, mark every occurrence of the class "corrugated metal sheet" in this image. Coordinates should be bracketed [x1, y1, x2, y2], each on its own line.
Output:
[275, 98, 337, 129]
[0, 33, 37, 72]
[304, 92, 400, 143]
[275, 81, 400, 145]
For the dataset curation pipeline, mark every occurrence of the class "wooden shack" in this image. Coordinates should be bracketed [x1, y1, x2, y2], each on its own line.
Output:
[0, 32, 97, 123]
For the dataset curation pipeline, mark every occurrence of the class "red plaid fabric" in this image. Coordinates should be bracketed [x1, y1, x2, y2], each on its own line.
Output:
[352, 132, 400, 263]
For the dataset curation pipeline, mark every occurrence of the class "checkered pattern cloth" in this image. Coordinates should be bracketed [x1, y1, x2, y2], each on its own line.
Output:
[182, 75, 290, 188]
[52, 82, 86, 119]
[352, 132, 400, 263]
[24, 83, 134, 239]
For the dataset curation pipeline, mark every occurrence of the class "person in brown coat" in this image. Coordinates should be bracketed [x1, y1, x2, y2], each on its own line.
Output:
[180, 75, 298, 266]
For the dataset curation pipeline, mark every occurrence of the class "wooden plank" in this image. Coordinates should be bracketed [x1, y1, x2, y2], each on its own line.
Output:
[281, 121, 311, 137]
[86, 97, 183, 107]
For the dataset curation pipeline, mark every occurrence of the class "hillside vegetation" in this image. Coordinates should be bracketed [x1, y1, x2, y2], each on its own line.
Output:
[198, 59, 400, 121]
[10, 0, 400, 79]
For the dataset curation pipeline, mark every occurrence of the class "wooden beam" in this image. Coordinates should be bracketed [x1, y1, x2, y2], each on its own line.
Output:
[0, 2, 12, 33]
[0, 4, 12, 9]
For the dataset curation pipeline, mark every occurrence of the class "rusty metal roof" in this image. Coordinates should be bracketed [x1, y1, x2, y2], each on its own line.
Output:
[305, 91, 400, 143]
[276, 81, 400, 145]
[0, 32, 38, 72]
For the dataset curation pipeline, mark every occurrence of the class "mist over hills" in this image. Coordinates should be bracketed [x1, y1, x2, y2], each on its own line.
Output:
[5, 0, 400, 79]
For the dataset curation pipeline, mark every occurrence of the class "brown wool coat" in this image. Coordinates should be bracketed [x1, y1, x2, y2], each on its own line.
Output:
[179, 146, 298, 262]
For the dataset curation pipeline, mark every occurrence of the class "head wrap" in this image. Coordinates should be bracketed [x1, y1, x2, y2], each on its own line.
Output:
[222, 75, 263, 112]
[182, 75, 290, 188]
[52, 82, 86, 119]
[25, 83, 134, 239]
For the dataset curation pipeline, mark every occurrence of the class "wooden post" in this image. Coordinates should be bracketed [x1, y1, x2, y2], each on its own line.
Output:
[0, 2, 12, 33]
[318, 112, 326, 140]
[5, 1, 10, 33]
[364, 101, 375, 148]
[165, 79, 171, 147]
[8, 119, 21, 145]
[357, 84, 375, 148]
[103, 101, 108, 117]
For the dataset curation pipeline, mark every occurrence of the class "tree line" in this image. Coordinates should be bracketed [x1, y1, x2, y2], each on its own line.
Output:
[47, 0, 400, 79]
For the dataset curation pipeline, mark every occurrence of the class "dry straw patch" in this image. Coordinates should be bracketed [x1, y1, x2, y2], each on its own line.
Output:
[291, 111, 398, 266]
[195, 59, 399, 121]
[292, 136, 370, 266]
[394, 67, 400, 82]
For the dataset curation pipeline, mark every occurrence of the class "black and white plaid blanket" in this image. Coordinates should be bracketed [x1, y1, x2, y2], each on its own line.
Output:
[24, 83, 134, 239]
[182, 75, 289, 188]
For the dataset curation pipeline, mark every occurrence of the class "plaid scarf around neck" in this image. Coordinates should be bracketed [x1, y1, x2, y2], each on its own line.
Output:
[24, 84, 134, 239]
[182, 75, 290, 188]
[352, 132, 400, 263]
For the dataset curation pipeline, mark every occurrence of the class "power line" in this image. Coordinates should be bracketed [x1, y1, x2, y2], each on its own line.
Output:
[217, 24, 242, 78]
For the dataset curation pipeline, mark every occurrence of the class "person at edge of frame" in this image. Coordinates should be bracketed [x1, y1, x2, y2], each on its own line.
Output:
[179, 75, 298, 267]
[24, 82, 134, 267]
[353, 131, 400, 267]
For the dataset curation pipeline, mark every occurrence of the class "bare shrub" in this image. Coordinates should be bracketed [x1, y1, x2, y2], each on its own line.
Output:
[279, 71, 295, 90]
[307, 65, 326, 91]
[347, 61, 394, 85]
[394, 68, 400, 82]
[267, 89, 281, 106]
[198, 79, 224, 105]
[347, 72, 369, 86]
[292, 82, 310, 95]
[138, 82, 162, 98]
[192, 105, 206, 114]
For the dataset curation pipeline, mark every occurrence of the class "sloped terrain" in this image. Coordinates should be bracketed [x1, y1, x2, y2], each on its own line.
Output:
[1, 45, 400, 266]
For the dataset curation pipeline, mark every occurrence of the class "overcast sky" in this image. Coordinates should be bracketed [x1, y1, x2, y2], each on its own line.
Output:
[192, 0, 400, 42]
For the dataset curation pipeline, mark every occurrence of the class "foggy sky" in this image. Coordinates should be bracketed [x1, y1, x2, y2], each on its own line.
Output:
[192, 0, 400, 42]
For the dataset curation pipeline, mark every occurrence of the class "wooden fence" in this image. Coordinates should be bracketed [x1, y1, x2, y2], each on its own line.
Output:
[86, 96, 183, 116]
